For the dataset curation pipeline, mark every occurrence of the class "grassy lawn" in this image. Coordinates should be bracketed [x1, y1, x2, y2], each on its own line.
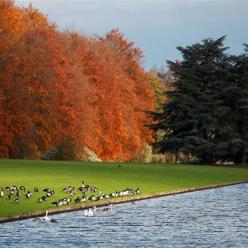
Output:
[0, 159, 248, 218]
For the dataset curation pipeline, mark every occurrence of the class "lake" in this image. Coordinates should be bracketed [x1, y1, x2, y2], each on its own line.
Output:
[1, 183, 248, 247]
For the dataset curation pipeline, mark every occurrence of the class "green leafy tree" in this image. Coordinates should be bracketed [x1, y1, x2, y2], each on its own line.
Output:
[147, 70, 165, 110]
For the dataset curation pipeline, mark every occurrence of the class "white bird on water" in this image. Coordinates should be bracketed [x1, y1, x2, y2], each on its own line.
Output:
[43, 210, 50, 221]
[84, 208, 94, 217]
[33, 210, 57, 223]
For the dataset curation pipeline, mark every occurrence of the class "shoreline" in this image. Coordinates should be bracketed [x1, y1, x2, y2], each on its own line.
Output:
[1, 180, 247, 224]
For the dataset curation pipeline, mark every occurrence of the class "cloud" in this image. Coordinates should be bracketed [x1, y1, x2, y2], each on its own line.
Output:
[16, 0, 248, 69]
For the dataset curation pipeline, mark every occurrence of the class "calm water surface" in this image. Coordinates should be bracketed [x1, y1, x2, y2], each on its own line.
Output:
[1, 184, 248, 248]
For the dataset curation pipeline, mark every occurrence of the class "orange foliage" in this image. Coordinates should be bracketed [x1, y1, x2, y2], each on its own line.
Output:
[0, 1, 154, 161]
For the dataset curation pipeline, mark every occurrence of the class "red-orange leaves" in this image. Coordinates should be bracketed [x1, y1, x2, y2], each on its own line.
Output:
[0, 2, 154, 161]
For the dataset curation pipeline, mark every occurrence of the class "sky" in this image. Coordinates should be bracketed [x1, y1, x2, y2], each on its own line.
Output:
[16, 0, 248, 71]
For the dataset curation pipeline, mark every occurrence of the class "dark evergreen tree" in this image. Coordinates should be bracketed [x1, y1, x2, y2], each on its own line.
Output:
[150, 36, 237, 163]
[229, 45, 248, 164]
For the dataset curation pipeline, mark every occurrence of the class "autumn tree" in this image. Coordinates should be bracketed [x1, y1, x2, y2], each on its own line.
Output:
[0, 2, 154, 161]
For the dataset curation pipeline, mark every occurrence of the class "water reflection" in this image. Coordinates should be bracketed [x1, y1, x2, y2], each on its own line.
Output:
[1, 184, 248, 247]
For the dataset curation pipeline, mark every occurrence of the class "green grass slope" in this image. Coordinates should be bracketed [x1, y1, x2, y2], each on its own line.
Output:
[0, 159, 248, 218]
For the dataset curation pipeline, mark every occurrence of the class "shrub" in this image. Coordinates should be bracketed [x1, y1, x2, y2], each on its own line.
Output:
[56, 137, 76, 160]
[76, 147, 101, 162]
[41, 146, 60, 160]
[152, 153, 175, 164]
[41, 137, 76, 160]
[132, 143, 153, 163]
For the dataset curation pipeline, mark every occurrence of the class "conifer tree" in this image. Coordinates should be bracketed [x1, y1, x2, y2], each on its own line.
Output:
[230, 45, 248, 164]
[150, 37, 233, 163]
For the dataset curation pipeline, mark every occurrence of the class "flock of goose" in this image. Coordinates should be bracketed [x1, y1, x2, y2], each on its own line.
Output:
[0, 181, 140, 205]
[0, 181, 140, 223]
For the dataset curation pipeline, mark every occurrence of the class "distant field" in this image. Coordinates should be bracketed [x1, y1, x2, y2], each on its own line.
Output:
[0, 159, 248, 219]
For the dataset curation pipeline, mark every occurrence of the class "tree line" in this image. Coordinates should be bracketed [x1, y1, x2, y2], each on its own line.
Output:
[0, 0, 154, 161]
[1, 1, 247, 164]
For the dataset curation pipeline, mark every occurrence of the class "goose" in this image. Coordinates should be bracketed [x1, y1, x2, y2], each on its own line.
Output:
[81, 181, 85, 188]
[34, 187, 39, 193]
[110, 192, 116, 198]
[64, 187, 75, 196]
[121, 189, 130, 196]
[51, 200, 63, 206]
[81, 181, 90, 189]
[37, 197, 43, 203]
[69, 191, 75, 196]
[43, 188, 50, 192]
[26, 191, 32, 198]
[81, 195, 87, 202]
[45, 189, 55, 197]
[103, 194, 110, 199]
[41, 195, 48, 201]
[78, 186, 84, 192]
[43, 188, 55, 195]
[78, 185, 90, 193]
[15, 198, 19, 204]
[46, 191, 53, 197]
[135, 188, 140, 194]
[63, 186, 74, 192]
[89, 195, 96, 201]
[19, 186, 26, 192]
[90, 186, 98, 193]
[33, 217, 43, 222]
[96, 195, 103, 201]
[63, 186, 69, 192]
[7, 185, 17, 191]
[50, 216, 57, 223]
[75, 195, 87, 203]
[16, 190, 20, 197]
[0, 188, 4, 197]
[8, 193, 12, 199]
[62, 198, 71, 205]
[102, 204, 112, 212]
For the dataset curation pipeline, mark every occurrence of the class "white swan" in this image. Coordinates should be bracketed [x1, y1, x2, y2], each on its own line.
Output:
[84, 208, 94, 217]
[33, 210, 57, 223]
[88, 208, 94, 216]
[43, 210, 50, 221]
